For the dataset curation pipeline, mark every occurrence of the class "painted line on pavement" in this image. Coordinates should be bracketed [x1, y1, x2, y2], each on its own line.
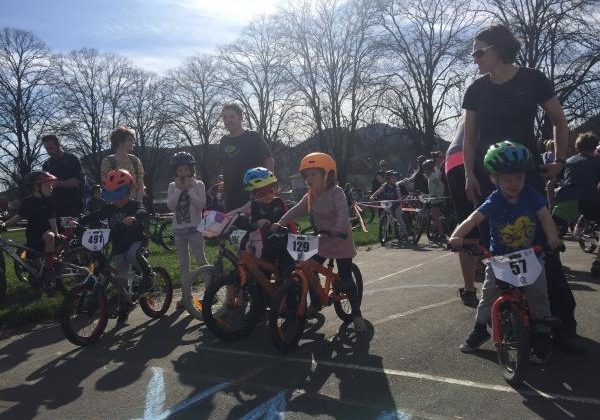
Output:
[197, 346, 600, 406]
[366, 252, 452, 285]
[370, 298, 457, 325]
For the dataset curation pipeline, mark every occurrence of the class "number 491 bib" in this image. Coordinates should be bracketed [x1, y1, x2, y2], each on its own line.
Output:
[486, 247, 542, 287]
[82, 229, 110, 251]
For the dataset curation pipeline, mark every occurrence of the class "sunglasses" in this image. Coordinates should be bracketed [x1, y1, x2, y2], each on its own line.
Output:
[471, 44, 495, 59]
[251, 185, 275, 198]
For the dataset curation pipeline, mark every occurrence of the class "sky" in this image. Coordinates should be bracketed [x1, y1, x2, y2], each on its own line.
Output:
[0, 0, 286, 74]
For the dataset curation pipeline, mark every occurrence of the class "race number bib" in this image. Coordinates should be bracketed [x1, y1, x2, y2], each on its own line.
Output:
[82, 229, 110, 251]
[229, 229, 247, 249]
[487, 248, 542, 287]
[287, 234, 319, 261]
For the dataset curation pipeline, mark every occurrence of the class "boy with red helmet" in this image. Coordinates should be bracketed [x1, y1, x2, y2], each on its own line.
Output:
[80, 169, 156, 323]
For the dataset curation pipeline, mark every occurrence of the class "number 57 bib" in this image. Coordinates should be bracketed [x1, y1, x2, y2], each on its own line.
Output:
[486, 247, 542, 287]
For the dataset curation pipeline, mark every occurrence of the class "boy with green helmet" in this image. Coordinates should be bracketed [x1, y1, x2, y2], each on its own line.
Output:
[449, 141, 561, 364]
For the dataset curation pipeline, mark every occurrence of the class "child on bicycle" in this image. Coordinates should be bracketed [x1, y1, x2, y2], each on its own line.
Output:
[166, 152, 208, 309]
[449, 141, 561, 364]
[227, 167, 295, 272]
[1, 171, 64, 286]
[80, 168, 156, 323]
[370, 170, 409, 240]
[422, 159, 447, 242]
[271, 152, 367, 332]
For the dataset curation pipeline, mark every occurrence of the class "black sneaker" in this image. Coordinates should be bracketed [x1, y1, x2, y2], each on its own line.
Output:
[116, 302, 135, 324]
[591, 260, 600, 278]
[530, 332, 552, 364]
[458, 288, 479, 308]
[459, 326, 490, 353]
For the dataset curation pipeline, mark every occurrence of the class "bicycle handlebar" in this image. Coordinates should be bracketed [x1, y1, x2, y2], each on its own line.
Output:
[447, 243, 566, 256]
[271, 225, 347, 240]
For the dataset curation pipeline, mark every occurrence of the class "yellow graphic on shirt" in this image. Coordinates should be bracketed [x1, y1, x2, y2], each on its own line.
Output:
[499, 216, 535, 248]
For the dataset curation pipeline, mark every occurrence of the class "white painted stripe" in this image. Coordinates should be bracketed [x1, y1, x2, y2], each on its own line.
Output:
[144, 367, 165, 420]
[367, 253, 452, 284]
[370, 298, 457, 325]
[197, 346, 600, 406]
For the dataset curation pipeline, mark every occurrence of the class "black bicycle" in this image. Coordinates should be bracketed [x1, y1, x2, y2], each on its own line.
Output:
[146, 213, 174, 251]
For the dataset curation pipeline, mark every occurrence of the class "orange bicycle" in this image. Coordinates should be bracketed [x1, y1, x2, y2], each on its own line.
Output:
[268, 229, 363, 353]
[200, 214, 289, 341]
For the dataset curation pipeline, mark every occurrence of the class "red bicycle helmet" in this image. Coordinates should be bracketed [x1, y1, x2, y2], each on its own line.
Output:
[102, 169, 133, 191]
[24, 171, 58, 186]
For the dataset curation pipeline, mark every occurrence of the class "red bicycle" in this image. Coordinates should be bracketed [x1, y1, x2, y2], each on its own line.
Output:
[451, 243, 564, 385]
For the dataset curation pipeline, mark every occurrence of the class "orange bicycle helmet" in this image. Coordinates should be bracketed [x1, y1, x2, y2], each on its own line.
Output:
[299, 152, 337, 174]
[102, 169, 134, 200]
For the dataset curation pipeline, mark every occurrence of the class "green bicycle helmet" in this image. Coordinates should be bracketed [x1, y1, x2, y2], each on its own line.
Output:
[484, 141, 536, 175]
[243, 167, 277, 191]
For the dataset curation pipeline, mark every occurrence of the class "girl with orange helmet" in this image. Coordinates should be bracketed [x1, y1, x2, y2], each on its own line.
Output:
[271, 152, 367, 332]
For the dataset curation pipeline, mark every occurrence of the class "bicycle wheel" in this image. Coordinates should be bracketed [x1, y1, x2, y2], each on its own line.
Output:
[202, 272, 263, 341]
[139, 266, 173, 318]
[158, 220, 175, 251]
[578, 221, 598, 253]
[0, 268, 7, 301]
[13, 247, 29, 283]
[412, 210, 425, 245]
[183, 264, 215, 320]
[333, 264, 363, 322]
[361, 204, 375, 224]
[60, 283, 108, 346]
[496, 304, 529, 385]
[58, 247, 96, 295]
[269, 275, 307, 353]
[379, 213, 392, 245]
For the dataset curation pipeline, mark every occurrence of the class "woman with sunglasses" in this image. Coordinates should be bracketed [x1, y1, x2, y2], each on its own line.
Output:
[461, 24, 584, 353]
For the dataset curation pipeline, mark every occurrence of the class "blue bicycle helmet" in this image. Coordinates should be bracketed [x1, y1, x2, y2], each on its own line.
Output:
[243, 167, 277, 191]
[484, 141, 536, 175]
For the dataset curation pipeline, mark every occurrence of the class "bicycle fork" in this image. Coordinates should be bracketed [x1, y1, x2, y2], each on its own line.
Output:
[491, 290, 529, 346]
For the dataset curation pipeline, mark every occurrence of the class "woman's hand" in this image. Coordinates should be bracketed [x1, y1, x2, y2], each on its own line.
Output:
[542, 162, 564, 179]
[465, 177, 481, 204]
[448, 236, 463, 250]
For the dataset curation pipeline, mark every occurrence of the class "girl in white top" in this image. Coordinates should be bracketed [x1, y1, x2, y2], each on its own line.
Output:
[166, 152, 207, 308]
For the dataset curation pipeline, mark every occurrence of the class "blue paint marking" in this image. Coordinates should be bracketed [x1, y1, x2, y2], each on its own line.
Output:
[157, 382, 230, 419]
[375, 410, 412, 420]
[238, 390, 287, 420]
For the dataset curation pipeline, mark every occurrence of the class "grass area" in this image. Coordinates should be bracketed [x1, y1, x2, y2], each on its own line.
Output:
[0, 215, 380, 330]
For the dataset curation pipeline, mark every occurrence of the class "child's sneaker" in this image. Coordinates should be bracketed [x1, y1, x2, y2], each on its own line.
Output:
[116, 302, 135, 324]
[530, 332, 552, 364]
[458, 287, 479, 308]
[459, 324, 490, 353]
[353, 315, 367, 332]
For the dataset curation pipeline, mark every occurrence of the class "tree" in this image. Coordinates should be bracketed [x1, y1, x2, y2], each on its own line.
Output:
[165, 55, 224, 183]
[482, 0, 600, 135]
[218, 15, 298, 158]
[52, 49, 137, 182]
[0, 28, 55, 193]
[375, 0, 475, 154]
[121, 71, 179, 198]
[279, 0, 380, 182]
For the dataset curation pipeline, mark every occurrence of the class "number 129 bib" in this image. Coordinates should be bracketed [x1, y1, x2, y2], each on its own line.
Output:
[287, 234, 319, 261]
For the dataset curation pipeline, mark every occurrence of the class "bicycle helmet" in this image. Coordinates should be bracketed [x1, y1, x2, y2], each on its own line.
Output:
[484, 141, 535, 175]
[243, 167, 277, 191]
[24, 171, 57, 187]
[102, 168, 133, 200]
[169, 151, 196, 168]
[299, 152, 337, 174]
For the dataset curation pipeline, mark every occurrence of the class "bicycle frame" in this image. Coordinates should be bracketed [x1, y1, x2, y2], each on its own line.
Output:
[490, 288, 529, 346]
[291, 258, 342, 316]
[237, 251, 280, 298]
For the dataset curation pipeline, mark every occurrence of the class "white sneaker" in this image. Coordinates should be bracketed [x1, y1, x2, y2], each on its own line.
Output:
[353, 315, 367, 332]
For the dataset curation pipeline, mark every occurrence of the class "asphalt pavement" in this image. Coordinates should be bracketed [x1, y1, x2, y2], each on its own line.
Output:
[1, 236, 599, 420]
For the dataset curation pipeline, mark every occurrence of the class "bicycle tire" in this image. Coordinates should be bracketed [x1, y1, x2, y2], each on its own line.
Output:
[202, 273, 263, 341]
[496, 304, 529, 385]
[412, 210, 425, 244]
[269, 275, 307, 353]
[158, 220, 175, 251]
[59, 247, 96, 295]
[0, 268, 6, 301]
[183, 264, 216, 320]
[333, 263, 363, 322]
[60, 283, 108, 346]
[379, 213, 391, 245]
[140, 266, 173, 318]
[13, 247, 29, 283]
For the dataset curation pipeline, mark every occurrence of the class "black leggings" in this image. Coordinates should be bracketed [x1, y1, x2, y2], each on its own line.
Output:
[312, 255, 361, 317]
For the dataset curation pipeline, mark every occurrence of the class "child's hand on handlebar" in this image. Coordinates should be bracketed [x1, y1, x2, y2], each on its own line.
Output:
[270, 222, 282, 233]
[256, 219, 271, 229]
[122, 216, 136, 226]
